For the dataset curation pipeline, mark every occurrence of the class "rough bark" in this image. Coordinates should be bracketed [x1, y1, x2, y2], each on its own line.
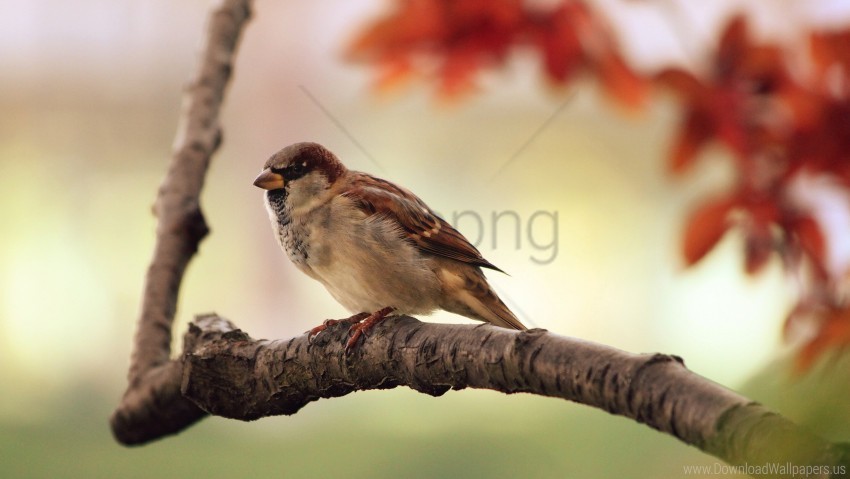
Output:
[110, 0, 850, 477]
[118, 312, 850, 478]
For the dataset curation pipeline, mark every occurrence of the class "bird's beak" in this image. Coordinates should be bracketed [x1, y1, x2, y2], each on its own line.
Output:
[253, 168, 285, 190]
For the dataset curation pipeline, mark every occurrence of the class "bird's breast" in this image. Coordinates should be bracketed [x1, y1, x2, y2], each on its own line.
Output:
[301, 198, 442, 314]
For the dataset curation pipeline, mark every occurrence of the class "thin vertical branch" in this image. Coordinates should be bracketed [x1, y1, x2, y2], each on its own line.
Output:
[111, 0, 253, 445]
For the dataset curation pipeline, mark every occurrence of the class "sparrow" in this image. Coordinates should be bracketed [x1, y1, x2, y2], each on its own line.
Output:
[253, 142, 527, 350]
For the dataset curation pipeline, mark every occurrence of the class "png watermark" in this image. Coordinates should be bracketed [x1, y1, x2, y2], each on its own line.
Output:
[434, 209, 560, 265]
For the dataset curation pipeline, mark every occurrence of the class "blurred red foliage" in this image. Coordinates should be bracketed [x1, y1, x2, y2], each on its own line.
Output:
[347, 0, 646, 107]
[349, 0, 850, 371]
[665, 19, 850, 371]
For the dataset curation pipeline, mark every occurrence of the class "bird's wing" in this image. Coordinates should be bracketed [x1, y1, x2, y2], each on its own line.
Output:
[343, 173, 504, 272]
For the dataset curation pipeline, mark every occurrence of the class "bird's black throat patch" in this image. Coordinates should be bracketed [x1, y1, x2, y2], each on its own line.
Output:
[266, 189, 290, 227]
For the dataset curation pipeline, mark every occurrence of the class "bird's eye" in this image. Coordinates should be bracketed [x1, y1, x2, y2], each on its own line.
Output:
[285, 160, 309, 180]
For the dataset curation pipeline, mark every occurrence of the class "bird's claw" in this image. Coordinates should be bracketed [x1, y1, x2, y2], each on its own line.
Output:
[344, 328, 364, 354]
[307, 313, 371, 343]
[306, 308, 395, 352]
[343, 306, 396, 354]
[306, 319, 335, 343]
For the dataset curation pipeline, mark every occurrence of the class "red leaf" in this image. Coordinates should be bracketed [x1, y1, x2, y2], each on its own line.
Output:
[596, 52, 647, 111]
[716, 15, 749, 80]
[743, 202, 778, 275]
[811, 29, 850, 82]
[438, 47, 481, 98]
[793, 215, 827, 272]
[744, 227, 773, 275]
[347, 0, 445, 60]
[669, 109, 714, 173]
[654, 68, 703, 98]
[712, 88, 750, 158]
[682, 197, 736, 265]
[534, 9, 583, 83]
[374, 59, 415, 92]
[796, 307, 850, 373]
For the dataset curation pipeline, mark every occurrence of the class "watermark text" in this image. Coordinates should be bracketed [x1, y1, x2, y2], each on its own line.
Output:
[435, 209, 559, 265]
[683, 462, 846, 477]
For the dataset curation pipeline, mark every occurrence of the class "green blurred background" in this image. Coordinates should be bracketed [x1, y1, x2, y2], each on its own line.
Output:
[2, 1, 849, 477]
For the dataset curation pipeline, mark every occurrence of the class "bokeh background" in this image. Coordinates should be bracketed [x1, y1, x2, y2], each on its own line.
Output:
[3, 0, 850, 477]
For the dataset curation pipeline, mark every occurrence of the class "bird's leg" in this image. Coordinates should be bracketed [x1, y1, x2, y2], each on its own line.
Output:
[345, 306, 396, 353]
[307, 312, 370, 341]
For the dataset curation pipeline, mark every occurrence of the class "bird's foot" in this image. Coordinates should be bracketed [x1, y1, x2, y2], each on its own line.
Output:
[307, 312, 370, 342]
[345, 306, 396, 354]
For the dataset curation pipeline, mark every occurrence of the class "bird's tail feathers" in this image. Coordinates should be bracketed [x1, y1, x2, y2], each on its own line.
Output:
[476, 293, 527, 330]
[439, 269, 528, 330]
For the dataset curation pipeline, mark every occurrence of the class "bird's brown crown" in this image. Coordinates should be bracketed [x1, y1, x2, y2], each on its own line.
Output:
[263, 142, 347, 184]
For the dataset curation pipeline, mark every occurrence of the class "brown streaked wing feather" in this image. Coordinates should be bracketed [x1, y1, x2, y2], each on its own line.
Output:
[343, 173, 504, 272]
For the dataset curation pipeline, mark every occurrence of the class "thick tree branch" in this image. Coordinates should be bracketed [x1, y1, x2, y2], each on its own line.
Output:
[110, 0, 252, 444]
[111, 1, 850, 477]
[128, 313, 849, 478]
